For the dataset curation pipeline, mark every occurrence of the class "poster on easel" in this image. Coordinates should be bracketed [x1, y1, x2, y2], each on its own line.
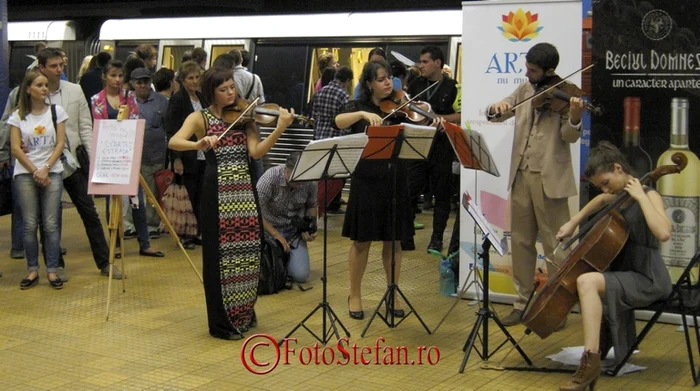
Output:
[591, 0, 700, 280]
[460, 0, 583, 303]
[87, 119, 146, 196]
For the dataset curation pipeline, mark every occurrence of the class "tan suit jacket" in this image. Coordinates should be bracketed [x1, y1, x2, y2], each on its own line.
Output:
[487, 82, 580, 199]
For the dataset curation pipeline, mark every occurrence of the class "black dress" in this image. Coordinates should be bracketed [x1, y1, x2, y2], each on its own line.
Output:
[340, 99, 415, 242]
[200, 109, 261, 340]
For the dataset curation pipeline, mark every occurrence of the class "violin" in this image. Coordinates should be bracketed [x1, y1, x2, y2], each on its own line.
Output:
[222, 98, 315, 127]
[531, 75, 603, 116]
[379, 89, 433, 125]
[521, 153, 688, 339]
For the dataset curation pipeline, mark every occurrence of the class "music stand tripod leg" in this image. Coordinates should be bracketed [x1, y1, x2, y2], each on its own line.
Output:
[458, 240, 533, 372]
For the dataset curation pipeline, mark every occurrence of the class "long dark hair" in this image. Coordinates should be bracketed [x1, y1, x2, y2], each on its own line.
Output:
[358, 60, 392, 103]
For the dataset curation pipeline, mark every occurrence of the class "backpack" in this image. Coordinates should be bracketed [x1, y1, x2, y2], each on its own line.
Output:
[258, 234, 291, 295]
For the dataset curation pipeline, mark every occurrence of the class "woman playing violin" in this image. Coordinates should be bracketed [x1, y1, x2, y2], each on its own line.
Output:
[555, 141, 672, 391]
[335, 60, 421, 320]
[169, 67, 294, 340]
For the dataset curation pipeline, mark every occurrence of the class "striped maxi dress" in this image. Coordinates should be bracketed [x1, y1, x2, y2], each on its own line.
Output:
[199, 108, 261, 339]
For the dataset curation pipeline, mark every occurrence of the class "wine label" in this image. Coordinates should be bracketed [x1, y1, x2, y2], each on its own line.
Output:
[660, 195, 699, 267]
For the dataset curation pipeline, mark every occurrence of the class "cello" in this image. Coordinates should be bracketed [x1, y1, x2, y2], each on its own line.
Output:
[522, 152, 688, 339]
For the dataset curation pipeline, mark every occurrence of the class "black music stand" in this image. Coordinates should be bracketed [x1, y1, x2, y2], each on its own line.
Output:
[436, 122, 533, 372]
[360, 123, 435, 337]
[282, 134, 367, 344]
[458, 194, 532, 372]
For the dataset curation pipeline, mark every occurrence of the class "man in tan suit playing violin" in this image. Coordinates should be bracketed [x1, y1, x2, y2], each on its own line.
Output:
[486, 43, 585, 327]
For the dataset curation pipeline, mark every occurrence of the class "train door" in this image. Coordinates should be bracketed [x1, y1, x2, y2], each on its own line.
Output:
[158, 40, 202, 71]
[449, 37, 462, 85]
[202, 39, 250, 69]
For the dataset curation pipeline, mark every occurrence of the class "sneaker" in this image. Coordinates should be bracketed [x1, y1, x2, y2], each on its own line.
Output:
[427, 237, 443, 253]
[149, 230, 162, 239]
[414, 222, 425, 230]
[123, 230, 137, 239]
[500, 309, 524, 327]
[326, 208, 345, 215]
[10, 249, 24, 259]
[100, 265, 123, 280]
[57, 267, 69, 282]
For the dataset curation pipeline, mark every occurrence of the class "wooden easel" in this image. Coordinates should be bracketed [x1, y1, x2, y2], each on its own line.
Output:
[105, 105, 203, 321]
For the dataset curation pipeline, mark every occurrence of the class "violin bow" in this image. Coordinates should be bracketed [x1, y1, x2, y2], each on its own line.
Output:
[508, 63, 595, 113]
[380, 79, 440, 122]
[216, 97, 261, 142]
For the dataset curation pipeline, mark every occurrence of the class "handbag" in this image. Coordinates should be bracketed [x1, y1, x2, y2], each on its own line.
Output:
[0, 165, 12, 216]
[49, 105, 78, 179]
[154, 164, 175, 202]
[159, 174, 197, 237]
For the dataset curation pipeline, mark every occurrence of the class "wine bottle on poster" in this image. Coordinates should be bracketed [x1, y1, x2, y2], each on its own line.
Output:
[656, 98, 700, 267]
[620, 97, 652, 176]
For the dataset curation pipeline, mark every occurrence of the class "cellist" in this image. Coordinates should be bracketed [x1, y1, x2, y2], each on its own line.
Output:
[485, 42, 585, 328]
[555, 141, 672, 391]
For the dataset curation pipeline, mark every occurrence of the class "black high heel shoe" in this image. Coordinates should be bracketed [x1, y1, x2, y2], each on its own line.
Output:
[348, 296, 364, 320]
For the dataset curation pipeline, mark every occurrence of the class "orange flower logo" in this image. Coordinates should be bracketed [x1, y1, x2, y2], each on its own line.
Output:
[498, 9, 543, 42]
[34, 125, 46, 135]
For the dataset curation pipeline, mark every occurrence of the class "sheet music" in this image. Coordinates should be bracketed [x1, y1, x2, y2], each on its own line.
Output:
[462, 192, 506, 256]
[291, 133, 368, 181]
[92, 120, 137, 184]
[444, 122, 500, 177]
[399, 123, 436, 160]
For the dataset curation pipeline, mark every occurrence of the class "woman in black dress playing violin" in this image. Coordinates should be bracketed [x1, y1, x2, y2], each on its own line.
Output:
[555, 141, 672, 391]
[335, 60, 440, 320]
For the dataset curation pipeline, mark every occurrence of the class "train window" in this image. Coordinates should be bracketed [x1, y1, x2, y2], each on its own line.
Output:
[114, 41, 158, 62]
[8, 44, 35, 88]
[162, 45, 194, 70]
[254, 44, 309, 114]
[307, 47, 377, 101]
[209, 45, 244, 67]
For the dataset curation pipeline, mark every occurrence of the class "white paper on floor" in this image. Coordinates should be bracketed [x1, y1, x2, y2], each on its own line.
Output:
[546, 346, 646, 376]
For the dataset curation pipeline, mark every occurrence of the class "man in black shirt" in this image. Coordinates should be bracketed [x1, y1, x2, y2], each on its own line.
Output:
[406, 46, 461, 253]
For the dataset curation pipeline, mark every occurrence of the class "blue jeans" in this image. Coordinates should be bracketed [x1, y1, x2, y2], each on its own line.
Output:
[15, 173, 63, 273]
[105, 186, 151, 252]
[11, 177, 23, 251]
[279, 229, 310, 283]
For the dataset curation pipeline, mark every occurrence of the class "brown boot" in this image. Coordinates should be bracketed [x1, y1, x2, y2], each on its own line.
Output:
[559, 350, 601, 391]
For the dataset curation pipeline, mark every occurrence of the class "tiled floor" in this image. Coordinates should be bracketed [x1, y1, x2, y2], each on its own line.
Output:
[0, 198, 697, 390]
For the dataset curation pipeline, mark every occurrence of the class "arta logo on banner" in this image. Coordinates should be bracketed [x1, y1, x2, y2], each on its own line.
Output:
[498, 9, 543, 42]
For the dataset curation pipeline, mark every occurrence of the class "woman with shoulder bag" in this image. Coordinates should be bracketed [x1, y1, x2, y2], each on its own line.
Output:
[7, 70, 66, 289]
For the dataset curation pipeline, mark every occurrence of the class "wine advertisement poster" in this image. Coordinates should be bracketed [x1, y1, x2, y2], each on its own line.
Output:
[592, 0, 700, 271]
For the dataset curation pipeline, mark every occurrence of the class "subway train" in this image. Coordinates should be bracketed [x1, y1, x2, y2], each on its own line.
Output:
[97, 10, 463, 165]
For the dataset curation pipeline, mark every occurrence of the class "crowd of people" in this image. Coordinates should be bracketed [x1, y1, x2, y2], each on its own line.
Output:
[0, 40, 672, 391]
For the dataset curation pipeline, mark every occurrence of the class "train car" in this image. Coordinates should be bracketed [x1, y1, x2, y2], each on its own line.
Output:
[7, 20, 80, 87]
[99, 10, 463, 167]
